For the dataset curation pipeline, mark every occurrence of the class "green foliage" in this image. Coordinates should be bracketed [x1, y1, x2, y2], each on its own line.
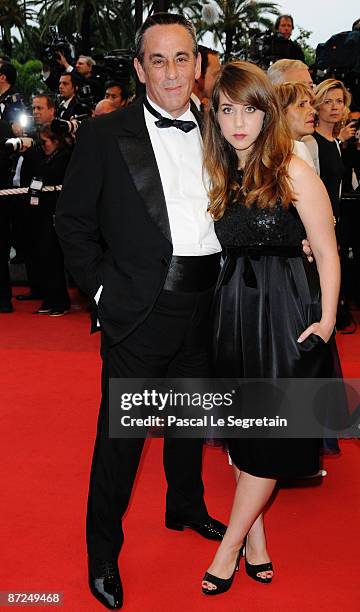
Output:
[0, 0, 24, 56]
[294, 27, 316, 66]
[12, 59, 47, 104]
[33, 0, 136, 54]
[165, 0, 280, 60]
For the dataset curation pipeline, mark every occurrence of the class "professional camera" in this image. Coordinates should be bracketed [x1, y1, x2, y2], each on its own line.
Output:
[314, 29, 360, 108]
[0, 91, 26, 124]
[92, 49, 133, 84]
[41, 25, 75, 69]
[246, 30, 290, 69]
[15, 112, 35, 135]
[51, 114, 89, 137]
[0, 137, 34, 152]
[76, 83, 96, 113]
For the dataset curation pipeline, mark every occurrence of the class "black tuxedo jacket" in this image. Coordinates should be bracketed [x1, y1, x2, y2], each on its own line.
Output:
[57, 96, 79, 120]
[56, 97, 202, 343]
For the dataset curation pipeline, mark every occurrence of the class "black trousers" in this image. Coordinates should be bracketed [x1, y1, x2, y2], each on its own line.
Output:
[23, 203, 70, 309]
[0, 198, 12, 304]
[86, 287, 214, 561]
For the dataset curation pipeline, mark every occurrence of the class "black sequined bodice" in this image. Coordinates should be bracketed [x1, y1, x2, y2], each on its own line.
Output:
[215, 200, 306, 248]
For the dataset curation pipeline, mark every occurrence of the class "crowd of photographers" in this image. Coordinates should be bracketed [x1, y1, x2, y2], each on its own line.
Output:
[0, 14, 359, 316]
[0, 50, 130, 315]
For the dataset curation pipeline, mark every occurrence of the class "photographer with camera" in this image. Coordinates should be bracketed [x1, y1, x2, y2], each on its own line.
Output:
[248, 15, 305, 69]
[32, 94, 56, 127]
[0, 118, 16, 313]
[0, 62, 27, 313]
[11, 95, 57, 302]
[0, 62, 25, 133]
[273, 14, 305, 61]
[18, 123, 72, 316]
[55, 52, 104, 103]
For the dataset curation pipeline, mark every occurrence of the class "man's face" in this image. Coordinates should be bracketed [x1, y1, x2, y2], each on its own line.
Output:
[134, 24, 201, 118]
[283, 68, 313, 91]
[75, 58, 92, 77]
[278, 18, 293, 39]
[0, 72, 9, 93]
[32, 97, 55, 125]
[203, 53, 221, 99]
[105, 86, 125, 109]
[59, 75, 75, 99]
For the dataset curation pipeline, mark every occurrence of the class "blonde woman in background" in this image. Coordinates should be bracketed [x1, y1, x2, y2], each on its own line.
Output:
[303, 79, 352, 220]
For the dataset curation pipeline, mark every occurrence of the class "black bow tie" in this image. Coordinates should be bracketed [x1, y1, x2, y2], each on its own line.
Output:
[143, 97, 197, 133]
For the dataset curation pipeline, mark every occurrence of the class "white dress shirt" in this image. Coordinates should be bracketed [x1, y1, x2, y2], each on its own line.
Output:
[58, 96, 75, 117]
[95, 97, 221, 311]
[144, 97, 221, 256]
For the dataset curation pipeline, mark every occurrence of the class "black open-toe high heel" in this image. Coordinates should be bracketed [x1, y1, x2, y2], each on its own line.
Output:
[202, 546, 244, 596]
[245, 556, 273, 584]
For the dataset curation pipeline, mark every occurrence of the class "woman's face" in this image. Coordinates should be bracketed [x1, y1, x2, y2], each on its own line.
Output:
[217, 91, 265, 162]
[40, 135, 59, 156]
[285, 95, 315, 139]
[317, 87, 345, 126]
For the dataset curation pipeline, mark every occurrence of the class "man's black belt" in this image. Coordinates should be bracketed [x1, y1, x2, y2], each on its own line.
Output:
[163, 253, 221, 293]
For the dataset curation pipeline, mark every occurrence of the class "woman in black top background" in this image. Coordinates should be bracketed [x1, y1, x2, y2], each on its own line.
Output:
[312, 79, 352, 221]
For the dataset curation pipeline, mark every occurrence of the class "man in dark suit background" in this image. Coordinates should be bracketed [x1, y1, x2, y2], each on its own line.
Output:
[57, 73, 79, 120]
[56, 12, 226, 610]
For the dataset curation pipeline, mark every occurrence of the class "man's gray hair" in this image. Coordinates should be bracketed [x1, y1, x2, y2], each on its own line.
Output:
[267, 59, 308, 84]
[135, 12, 198, 65]
[78, 55, 96, 68]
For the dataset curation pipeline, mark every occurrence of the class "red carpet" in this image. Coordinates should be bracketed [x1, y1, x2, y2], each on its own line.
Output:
[0, 292, 359, 611]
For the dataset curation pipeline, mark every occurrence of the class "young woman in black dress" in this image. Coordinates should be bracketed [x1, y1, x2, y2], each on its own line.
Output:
[201, 61, 340, 595]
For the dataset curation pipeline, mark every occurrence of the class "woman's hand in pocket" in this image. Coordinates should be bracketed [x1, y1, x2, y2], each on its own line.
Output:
[297, 321, 334, 344]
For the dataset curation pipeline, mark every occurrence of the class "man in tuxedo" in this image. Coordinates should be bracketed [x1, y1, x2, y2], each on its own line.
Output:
[57, 73, 79, 120]
[56, 12, 226, 610]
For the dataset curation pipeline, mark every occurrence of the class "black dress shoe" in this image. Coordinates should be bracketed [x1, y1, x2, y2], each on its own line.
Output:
[16, 293, 43, 301]
[49, 308, 70, 317]
[165, 515, 226, 540]
[0, 302, 13, 313]
[89, 559, 123, 610]
[34, 302, 53, 314]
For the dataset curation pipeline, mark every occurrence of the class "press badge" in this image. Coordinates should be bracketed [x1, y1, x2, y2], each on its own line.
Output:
[29, 177, 43, 206]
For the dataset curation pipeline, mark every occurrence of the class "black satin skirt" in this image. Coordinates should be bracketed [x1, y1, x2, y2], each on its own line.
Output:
[213, 247, 340, 478]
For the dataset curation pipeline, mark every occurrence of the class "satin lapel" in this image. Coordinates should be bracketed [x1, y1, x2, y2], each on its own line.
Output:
[116, 99, 172, 245]
[190, 100, 204, 135]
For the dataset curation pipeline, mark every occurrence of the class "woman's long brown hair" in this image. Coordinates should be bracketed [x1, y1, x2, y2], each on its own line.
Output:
[203, 61, 294, 220]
